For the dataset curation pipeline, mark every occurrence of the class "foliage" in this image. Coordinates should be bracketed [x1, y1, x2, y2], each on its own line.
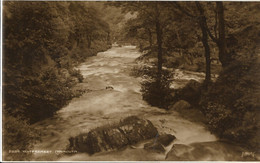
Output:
[3, 1, 260, 159]
[196, 3, 260, 149]
[69, 69, 84, 83]
[122, 2, 260, 150]
[173, 79, 203, 107]
[3, 1, 111, 160]
[200, 56, 260, 149]
[3, 113, 40, 161]
[141, 67, 173, 109]
[4, 67, 79, 123]
[3, 1, 111, 122]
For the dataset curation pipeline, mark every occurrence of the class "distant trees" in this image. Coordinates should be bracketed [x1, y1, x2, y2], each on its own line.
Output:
[116, 2, 172, 77]
[170, 2, 213, 85]
[121, 2, 216, 85]
[68, 2, 110, 49]
[174, 2, 234, 68]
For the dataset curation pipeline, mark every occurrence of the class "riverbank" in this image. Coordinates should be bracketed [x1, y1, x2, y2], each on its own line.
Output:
[3, 43, 111, 161]
[169, 57, 259, 157]
[132, 46, 260, 160]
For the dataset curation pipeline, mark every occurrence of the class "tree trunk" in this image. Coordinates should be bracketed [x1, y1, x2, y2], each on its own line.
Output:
[147, 28, 153, 49]
[216, 2, 229, 67]
[176, 31, 183, 56]
[156, 21, 163, 77]
[107, 32, 110, 45]
[196, 2, 211, 87]
[87, 36, 92, 48]
[199, 17, 211, 86]
[155, 3, 163, 78]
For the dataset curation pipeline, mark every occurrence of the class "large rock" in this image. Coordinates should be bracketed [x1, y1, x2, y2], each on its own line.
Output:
[68, 116, 158, 154]
[143, 134, 176, 153]
[170, 100, 191, 111]
[157, 134, 176, 146]
[186, 79, 201, 91]
[144, 142, 165, 153]
[166, 144, 193, 161]
[166, 142, 254, 161]
[177, 80, 201, 105]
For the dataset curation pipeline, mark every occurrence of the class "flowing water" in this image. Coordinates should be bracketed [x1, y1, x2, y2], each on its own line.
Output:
[32, 45, 254, 161]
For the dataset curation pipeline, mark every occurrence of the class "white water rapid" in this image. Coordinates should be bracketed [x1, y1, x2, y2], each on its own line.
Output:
[32, 45, 251, 161]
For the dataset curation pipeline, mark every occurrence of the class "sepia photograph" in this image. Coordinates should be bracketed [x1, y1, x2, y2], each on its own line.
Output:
[1, 0, 260, 161]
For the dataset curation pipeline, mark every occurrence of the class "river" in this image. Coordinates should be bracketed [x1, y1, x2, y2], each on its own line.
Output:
[32, 45, 252, 161]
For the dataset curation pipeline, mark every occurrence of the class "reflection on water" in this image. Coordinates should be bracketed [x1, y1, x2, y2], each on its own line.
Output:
[32, 45, 249, 161]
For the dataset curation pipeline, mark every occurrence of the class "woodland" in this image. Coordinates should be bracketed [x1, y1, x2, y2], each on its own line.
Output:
[2, 1, 260, 161]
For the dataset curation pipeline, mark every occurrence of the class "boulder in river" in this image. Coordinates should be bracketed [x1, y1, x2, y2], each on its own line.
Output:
[166, 141, 255, 161]
[106, 86, 114, 90]
[157, 134, 176, 146]
[143, 134, 176, 153]
[186, 79, 202, 91]
[170, 100, 191, 111]
[177, 79, 201, 105]
[166, 144, 193, 161]
[68, 116, 158, 154]
[118, 116, 158, 144]
[144, 142, 165, 153]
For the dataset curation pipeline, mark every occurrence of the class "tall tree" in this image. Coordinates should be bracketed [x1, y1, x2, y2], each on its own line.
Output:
[154, 2, 163, 77]
[172, 2, 212, 85]
[196, 2, 211, 84]
[216, 2, 228, 67]
[112, 2, 172, 78]
[206, 2, 230, 67]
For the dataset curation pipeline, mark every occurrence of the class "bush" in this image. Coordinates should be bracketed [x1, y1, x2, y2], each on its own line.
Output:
[141, 68, 173, 109]
[204, 102, 235, 135]
[69, 68, 84, 83]
[199, 58, 260, 150]
[130, 65, 150, 77]
[3, 113, 40, 161]
[173, 79, 202, 106]
[4, 67, 78, 123]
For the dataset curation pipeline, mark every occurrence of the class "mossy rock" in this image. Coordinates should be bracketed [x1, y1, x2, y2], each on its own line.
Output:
[68, 116, 158, 154]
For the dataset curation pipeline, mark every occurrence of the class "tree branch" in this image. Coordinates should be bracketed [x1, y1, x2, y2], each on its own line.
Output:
[206, 23, 219, 43]
[128, 2, 155, 22]
[172, 2, 196, 18]
[195, 2, 218, 43]
[214, 8, 218, 40]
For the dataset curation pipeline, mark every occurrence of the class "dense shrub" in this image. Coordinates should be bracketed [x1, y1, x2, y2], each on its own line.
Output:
[141, 67, 173, 109]
[69, 68, 84, 83]
[200, 57, 260, 149]
[4, 67, 78, 123]
[3, 113, 40, 161]
[3, 1, 112, 122]
[130, 64, 150, 77]
[173, 79, 202, 106]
